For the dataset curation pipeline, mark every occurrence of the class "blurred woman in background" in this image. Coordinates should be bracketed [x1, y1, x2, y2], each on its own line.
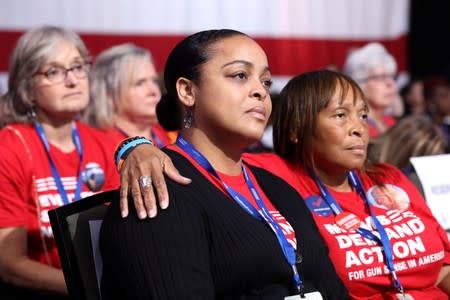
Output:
[343, 43, 401, 137]
[84, 43, 173, 147]
[368, 115, 447, 196]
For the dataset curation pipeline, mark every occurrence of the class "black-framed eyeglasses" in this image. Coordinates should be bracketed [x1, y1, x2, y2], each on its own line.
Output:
[34, 62, 91, 84]
[360, 73, 397, 83]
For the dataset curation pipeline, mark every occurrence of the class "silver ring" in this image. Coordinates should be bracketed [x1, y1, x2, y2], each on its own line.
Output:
[139, 176, 152, 190]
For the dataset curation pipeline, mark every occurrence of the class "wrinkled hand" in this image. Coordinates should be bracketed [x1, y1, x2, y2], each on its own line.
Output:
[119, 144, 191, 219]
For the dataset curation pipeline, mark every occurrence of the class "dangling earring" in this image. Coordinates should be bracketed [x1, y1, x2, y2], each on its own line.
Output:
[183, 108, 193, 129]
[27, 106, 37, 122]
[289, 134, 298, 144]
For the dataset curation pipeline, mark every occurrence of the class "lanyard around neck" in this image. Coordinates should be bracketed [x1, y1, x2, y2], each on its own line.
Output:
[176, 134, 303, 293]
[308, 169, 404, 295]
[150, 130, 165, 148]
[35, 122, 84, 205]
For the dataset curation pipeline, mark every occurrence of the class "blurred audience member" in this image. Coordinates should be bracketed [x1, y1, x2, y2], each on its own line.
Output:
[84, 43, 172, 147]
[368, 115, 447, 196]
[423, 75, 450, 145]
[400, 78, 426, 116]
[343, 42, 401, 137]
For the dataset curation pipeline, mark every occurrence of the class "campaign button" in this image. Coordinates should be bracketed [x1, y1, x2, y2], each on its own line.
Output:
[335, 212, 361, 231]
[305, 195, 332, 217]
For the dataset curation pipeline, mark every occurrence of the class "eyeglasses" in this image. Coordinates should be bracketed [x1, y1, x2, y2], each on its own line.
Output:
[360, 73, 397, 83]
[34, 62, 91, 84]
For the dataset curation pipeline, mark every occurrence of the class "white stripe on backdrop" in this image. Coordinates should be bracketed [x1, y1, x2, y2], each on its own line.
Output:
[0, 0, 410, 92]
[0, 0, 408, 38]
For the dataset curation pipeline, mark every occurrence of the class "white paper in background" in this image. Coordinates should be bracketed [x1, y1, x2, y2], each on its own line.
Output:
[410, 154, 450, 234]
[89, 220, 104, 292]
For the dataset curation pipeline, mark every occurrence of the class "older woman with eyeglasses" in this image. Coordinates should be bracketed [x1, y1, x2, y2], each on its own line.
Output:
[0, 26, 119, 299]
[343, 43, 401, 137]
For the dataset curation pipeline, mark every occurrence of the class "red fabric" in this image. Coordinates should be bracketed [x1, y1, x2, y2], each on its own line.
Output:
[167, 145, 297, 250]
[150, 124, 174, 147]
[107, 127, 128, 144]
[107, 125, 174, 148]
[0, 122, 120, 268]
[368, 115, 397, 137]
[0, 31, 408, 76]
[244, 152, 450, 299]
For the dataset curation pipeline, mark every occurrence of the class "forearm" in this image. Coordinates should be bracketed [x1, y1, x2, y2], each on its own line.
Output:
[0, 227, 67, 296]
[437, 265, 450, 295]
[1, 256, 67, 296]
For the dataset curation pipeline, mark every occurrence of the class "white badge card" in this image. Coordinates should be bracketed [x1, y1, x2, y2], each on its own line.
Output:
[396, 293, 414, 299]
[410, 154, 450, 234]
[285, 291, 323, 300]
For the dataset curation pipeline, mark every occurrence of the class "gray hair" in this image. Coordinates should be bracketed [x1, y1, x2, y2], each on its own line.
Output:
[342, 42, 397, 86]
[84, 43, 152, 129]
[1, 25, 90, 125]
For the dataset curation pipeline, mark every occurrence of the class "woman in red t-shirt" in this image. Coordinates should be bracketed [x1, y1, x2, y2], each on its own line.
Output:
[0, 26, 119, 299]
[83, 43, 174, 147]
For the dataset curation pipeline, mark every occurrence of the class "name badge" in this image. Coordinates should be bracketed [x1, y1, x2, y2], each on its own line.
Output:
[285, 291, 323, 300]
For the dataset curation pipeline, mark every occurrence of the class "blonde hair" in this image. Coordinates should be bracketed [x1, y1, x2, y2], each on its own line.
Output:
[84, 43, 153, 129]
[368, 115, 447, 169]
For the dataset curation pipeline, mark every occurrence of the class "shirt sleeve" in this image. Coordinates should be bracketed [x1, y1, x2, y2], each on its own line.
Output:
[0, 130, 33, 227]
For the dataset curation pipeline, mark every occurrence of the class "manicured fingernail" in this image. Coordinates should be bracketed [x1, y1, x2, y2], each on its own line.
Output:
[121, 210, 128, 218]
[149, 209, 157, 218]
[161, 200, 168, 209]
[138, 211, 147, 219]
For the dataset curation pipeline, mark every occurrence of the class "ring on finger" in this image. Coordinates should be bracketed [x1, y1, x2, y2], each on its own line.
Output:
[139, 175, 152, 190]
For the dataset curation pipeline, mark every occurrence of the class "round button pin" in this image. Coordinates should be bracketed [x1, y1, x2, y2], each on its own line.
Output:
[335, 212, 361, 231]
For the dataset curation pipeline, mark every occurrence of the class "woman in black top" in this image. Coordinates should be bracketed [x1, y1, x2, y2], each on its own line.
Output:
[100, 29, 348, 299]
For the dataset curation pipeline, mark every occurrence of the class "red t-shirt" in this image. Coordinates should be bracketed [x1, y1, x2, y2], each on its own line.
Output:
[168, 145, 297, 250]
[368, 115, 396, 138]
[0, 122, 120, 268]
[108, 124, 175, 148]
[244, 152, 450, 299]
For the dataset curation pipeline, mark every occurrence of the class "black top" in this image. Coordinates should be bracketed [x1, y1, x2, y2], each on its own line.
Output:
[100, 150, 348, 299]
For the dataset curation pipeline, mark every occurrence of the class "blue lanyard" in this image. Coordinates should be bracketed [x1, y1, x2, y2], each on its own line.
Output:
[151, 130, 165, 148]
[308, 169, 404, 295]
[35, 122, 84, 205]
[176, 134, 303, 293]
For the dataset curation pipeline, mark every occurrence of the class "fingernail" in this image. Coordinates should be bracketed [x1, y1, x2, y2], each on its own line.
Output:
[149, 209, 157, 218]
[138, 211, 147, 219]
[121, 210, 128, 218]
[161, 200, 168, 209]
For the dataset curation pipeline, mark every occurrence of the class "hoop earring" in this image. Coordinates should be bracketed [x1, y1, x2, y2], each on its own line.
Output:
[183, 108, 193, 129]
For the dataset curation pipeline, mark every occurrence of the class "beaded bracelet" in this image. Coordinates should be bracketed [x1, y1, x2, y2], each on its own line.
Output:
[114, 136, 153, 170]
[114, 136, 143, 163]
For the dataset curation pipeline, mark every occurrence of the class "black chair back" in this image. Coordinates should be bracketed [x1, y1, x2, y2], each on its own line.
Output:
[49, 189, 117, 300]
